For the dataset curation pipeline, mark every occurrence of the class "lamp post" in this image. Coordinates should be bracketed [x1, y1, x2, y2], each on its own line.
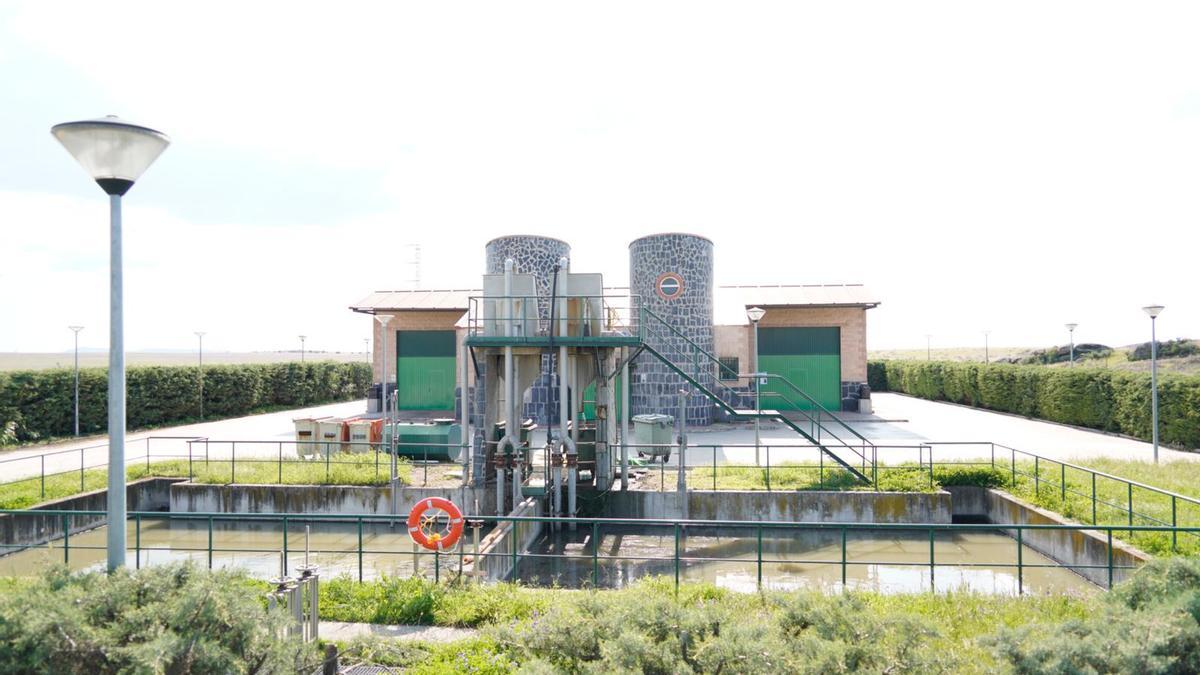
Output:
[746, 307, 766, 465]
[52, 115, 169, 571]
[983, 330, 990, 364]
[1065, 323, 1078, 366]
[195, 331, 206, 420]
[69, 326, 84, 436]
[925, 335, 932, 361]
[299, 335, 307, 363]
[1143, 305, 1165, 463]
[374, 315, 394, 480]
[363, 338, 370, 363]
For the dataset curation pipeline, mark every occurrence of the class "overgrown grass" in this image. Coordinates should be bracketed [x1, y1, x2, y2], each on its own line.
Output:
[683, 462, 1008, 493]
[1003, 457, 1200, 556]
[0, 454, 412, 510]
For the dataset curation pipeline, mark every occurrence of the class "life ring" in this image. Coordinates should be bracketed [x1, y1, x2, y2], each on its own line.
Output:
[407, 497, 465, 551]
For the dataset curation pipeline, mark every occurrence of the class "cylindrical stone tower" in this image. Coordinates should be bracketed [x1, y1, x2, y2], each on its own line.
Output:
[484, 235, 571, 424]
[629, 233, 715, 426]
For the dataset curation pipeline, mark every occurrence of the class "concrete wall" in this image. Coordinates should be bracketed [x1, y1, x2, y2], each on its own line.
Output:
[607, 490, 952, 523]
[948, 486, 1151, 588]
[464, 497, 544, 582]
[170, 483, 496, 516]
[0, 478, 180, 555]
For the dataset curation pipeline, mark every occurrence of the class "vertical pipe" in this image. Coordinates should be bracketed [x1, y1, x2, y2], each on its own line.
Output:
[107, 194, 126, 572]
[621, 356, 630, 491]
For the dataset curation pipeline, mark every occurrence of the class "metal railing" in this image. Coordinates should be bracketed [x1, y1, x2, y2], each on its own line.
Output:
[465, 294, 637, 340]
[0, 509, 1160, 594]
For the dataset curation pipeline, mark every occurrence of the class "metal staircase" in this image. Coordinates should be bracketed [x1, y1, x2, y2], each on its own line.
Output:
[633, 306, 877, 485]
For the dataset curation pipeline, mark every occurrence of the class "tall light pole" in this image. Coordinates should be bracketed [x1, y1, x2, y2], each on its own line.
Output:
[195, 331, 206, 420]
[53, 115, 169, 571]
[375, 315, 394, 480]
[299, 335, 307, 363]
[746, 307, 766, 465]
[983, 330, 990, 364]
[69, 326, 84, 436]
[925, 334, 932, 361]
[1143, 305, 1165, 463]
[363, 338, 370, 362]
[1065, 323, 1078, 366]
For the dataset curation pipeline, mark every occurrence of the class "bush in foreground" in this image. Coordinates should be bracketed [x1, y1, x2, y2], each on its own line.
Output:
[0, 564, 311, 674]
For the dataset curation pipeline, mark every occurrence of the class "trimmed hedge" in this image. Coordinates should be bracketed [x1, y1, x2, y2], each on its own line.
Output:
[868, 360, 1200, 449]
[0, 361, 371, 446]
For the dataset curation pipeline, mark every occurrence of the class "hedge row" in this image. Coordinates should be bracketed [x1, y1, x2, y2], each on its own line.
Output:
[867, 360, 1200, 449]
[0, 361, 372, 446]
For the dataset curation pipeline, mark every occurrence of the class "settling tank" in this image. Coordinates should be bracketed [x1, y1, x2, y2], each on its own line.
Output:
[629, 233, 715, 426]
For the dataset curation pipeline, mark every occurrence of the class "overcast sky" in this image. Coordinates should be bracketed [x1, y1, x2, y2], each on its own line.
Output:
[1, 1, 1197, 355]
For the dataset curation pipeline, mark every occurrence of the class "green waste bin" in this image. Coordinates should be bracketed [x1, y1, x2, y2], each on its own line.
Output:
[633, 414, 674, 462]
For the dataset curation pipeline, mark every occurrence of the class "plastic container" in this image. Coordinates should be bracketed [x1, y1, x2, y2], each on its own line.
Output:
[293, 416, 331, 458]
[632, 414, 674, 461]
[317, 419, 348, 455]
[345, 418, 383, 453]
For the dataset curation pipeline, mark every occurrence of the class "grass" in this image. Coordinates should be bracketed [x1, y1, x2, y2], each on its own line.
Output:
[318, 575, 1093, 674]
[675, 462, 1006, 493]
[0, 453, 411, 510]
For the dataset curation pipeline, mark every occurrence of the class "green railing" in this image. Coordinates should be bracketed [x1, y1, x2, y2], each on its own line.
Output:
[0, 509, 1164, 593]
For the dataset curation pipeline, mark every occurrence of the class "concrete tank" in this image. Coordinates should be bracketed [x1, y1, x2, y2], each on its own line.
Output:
[484, 235, 572, 424]
[629, 233, 715, 426]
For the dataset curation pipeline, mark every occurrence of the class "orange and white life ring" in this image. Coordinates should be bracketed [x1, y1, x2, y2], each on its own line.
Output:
[407, 497, 465, 551]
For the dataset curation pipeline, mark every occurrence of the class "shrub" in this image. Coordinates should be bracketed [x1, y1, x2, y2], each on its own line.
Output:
[0, 361, 371, 446]
[869, 360, 1200, 449]
[0, 563, 311, 674]
[1129, 339, 1200, 361]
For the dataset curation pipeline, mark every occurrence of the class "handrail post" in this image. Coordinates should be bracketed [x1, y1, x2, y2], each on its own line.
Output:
[62, 513, 70, 565]
[592, 521, 600, 588]
[231, 442, 236, 484]
[1128, 483, 1134, 527]
[207, 515, 213, 569]
[756, 525, 762, 589]
[928, 526, 935, 592]
[1091, 473, 1097, 525]
[79, 449, 84, 492]
[358, 516, 364, 582]
[1060, 463, 1066, 502]
[135, 514, 141, 569]
[712, 447, 717, 491]
[1107, 529, 1114, 588]
[1034, 456, 1039, 497]
[765, 446, 771, 491]
[40, 455, 45, 499]
[1016, 528, 1023, 595]
[990, 442, 995, 469]
[673, 522, 681, 594]
[283, 515, 289, 575]
[841, 526, 847, 587]
[278, 442, 283, 483]
[188, 441, 193, 481]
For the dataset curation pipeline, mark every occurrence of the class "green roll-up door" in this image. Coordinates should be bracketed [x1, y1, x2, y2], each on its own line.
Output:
[395, 330, 456, 410]
[757, 327, 840, 411]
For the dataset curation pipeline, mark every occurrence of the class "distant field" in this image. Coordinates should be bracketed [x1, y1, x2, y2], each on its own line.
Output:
[869, 347, 1029, 362]
[0, 351, 369, 371]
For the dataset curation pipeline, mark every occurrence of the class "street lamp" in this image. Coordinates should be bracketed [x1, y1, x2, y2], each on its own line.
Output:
[195, 332, 206, 420]
[746, 307, 766, 465]
[1065, 323, 1078, 366]
[52, 115, 170, 571]
[363, 338, 370, 362]
[1143, 305, 1165, 463]
[983, 330, 990, 364]
[925, 335, 932, 361]
[374, 315, 395, 480]
[69, 326, 84, 436]
[299, 335, 307, 363]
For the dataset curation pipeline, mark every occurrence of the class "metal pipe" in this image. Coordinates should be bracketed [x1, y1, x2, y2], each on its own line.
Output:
[107, 193, 126, 571]
[621, 354, 630, 490]
[503, 259, 521, 509]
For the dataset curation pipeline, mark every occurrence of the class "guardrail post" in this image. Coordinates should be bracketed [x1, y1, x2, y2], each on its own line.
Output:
[1016, 528, 1023, 595]
[756, 525, 763, 589]
[819, 451, 824, 488]
[1010, 447, 1016, 488]
[283, 516, 289, 575]
[1127, 483, 1133, 527]
[188, 442, 194, 480]
[62, 513, 69, 565]
[765, 446, 771, 491]
[673, 522, 681, 594]
[231, 443, 236, 484]
[325, 445, 331, 482]
[207, 515, 213, 569]
[1060, 463, 1066, 502]
[40, 456, 45, 499]
[135, 514, 141, 569]
[928, 527, 935, 592]
[841, 526, 847, 587]
[1091, 473, 1097, 525]
[712, 448, 717, 491]
[1034, 456, 1039, 498]
[592, 522, 600, 588]
[1172, 497, 1178, 552]
[990, 442, 995, 469]
[357, 516, 364, 582]
[1107, 529, 1114, 589]
[80, 449, 85, 492]
[279, 442, 284, 483]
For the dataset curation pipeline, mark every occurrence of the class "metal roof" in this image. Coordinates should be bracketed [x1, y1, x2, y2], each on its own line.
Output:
[349, 289, 479, 313]
[714, 285, 879, 325]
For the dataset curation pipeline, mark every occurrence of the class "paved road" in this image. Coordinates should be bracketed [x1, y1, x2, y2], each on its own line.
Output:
[0, 400, 368, 483]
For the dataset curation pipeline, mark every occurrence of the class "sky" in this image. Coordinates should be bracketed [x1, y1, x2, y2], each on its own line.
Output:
[1, 1, 1198, 355]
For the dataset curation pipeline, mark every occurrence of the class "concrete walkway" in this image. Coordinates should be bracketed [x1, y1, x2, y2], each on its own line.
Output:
[320, 621, 477, 643]
[0, 399, 368, 482]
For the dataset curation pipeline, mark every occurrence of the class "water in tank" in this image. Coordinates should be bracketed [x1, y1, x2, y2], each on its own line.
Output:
[629, 233, 715, 425]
